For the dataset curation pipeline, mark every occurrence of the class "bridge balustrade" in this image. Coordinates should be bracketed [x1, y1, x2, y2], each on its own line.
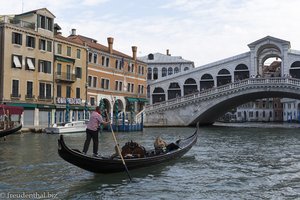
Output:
[146, 77, 300, 113]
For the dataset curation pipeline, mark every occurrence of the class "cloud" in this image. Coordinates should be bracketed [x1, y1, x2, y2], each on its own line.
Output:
[3, 0, 300, 67]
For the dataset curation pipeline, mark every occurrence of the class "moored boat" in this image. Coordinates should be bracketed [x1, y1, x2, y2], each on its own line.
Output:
[0, 105, 23, 138]
[57, 126, 198, 173]
[45, 120, 87, 134]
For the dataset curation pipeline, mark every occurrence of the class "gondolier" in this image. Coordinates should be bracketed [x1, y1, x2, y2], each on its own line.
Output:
[82, 106, 110, 157]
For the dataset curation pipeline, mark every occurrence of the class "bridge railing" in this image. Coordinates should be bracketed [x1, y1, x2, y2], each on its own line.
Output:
[146, 77, 300, 112]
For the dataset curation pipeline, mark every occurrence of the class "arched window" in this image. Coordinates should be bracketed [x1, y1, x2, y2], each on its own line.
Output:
[152, 87, 165, 104]
[153, 68, 158, 80]
[162, 68, 167, 77]
[174, 67, 179, 74]
[290, 61, 300, 79]
[184, 67, 189, 71]
[168, 67, 173, 75]
[168, 82, 181, 100]
[147, 68, 152, 80]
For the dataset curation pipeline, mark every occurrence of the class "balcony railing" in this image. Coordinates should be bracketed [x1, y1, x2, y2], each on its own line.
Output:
[10, 94, 21, 100]
[25, 94, 35, 100]
[55, 72, 76, 83]
[38, 96, 53, 102]
[9, 18, 35, 30]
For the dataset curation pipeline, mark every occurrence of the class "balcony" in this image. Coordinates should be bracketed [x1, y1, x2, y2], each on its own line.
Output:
[38, 95, 53, 102]
[10, 94, 21, 100]
[25, 94, 35, 101]
[55, 72, 76, 83]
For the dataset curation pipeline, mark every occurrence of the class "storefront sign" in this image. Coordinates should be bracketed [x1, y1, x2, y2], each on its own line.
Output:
[56, 97, 82, 105]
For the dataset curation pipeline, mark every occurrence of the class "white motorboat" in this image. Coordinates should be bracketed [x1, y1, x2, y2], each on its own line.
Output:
[45, 120, 87, 134]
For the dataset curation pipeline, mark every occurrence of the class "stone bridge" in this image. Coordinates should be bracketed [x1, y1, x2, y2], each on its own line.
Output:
[144, 78, 300, 126]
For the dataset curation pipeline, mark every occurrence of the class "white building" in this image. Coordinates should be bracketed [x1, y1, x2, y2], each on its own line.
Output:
[138, 50, 195, 98]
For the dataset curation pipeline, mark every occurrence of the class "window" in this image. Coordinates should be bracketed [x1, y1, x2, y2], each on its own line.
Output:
[26, 35, 35, 48]
[90, 97, 95, 106]
[93, 53, 97, 64]
[162, 68, 167, 77]
[101, 78, 109, 89]
[102, 56, 105, 66]
[76, 88, 80, 98]
[128, 63, 134, 73]
[57, 44, 62, 54]
[66, 86, 71, 98]
[168, 67, 173, 75]
[67, 46, 71, 57]
[106, 57, 109, 67]
[38, 60, 52, 74]
[66, 65, 71, 80]
[57, 85, 61, 97]
[26, 81, 33, 98]
[76, 49, 81, 59]
[88, 53, 93, 63]
[127, 83, 134, 92]
[138, 85, 144, 94]
[39, 39, 46, 50]
[39, 82, 52, 99]
[115, 60, 119, 69]
[115, 81, 123, 91]
[75, 67, 82, 78]
[174, 67, 179, 74]
[88, 76, 92, 87]
[12, 55, 22, 68]
[93, 77, 97, 87]
[38, 15, 53, 31]
[12, 79, 19, 97]
[57, 63, 61, 75]
[26, 57, 35, 70]
[12, 32, 22, 45]
[47, 40, 52, 52]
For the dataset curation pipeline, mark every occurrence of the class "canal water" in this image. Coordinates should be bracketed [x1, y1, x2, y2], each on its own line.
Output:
[1, 125, 300, 199]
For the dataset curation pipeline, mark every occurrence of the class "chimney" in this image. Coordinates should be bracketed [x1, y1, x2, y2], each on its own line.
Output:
[107, 37, 114, 54]
[132, 46, 137, 60]
[166, 49, 170, 56]
[71, 28, 76, 36]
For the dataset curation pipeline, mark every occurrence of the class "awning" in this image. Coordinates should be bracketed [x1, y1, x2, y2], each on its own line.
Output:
[54, 55, 75, 63]
[126, 97, 139, 102]
[27, 58, 35, 70]
[138, 98, 148, 102]
[13, 55, 22, 68]
[126, 97, 148, 103]
[7, 103, 37, 109]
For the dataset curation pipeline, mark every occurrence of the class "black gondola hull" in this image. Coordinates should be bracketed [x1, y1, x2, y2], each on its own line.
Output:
[58, 128, 198, 173]
[0, 124, 22, 138]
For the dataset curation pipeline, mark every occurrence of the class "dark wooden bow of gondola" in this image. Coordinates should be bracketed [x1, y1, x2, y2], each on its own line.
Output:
[57, 126, 198, 174]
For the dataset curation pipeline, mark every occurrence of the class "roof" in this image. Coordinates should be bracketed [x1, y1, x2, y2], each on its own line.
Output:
[16, 8, 56, 18]
[248, 36, 290, 48]
[138, 53, 194, 64]
[67, 35, 133, 60]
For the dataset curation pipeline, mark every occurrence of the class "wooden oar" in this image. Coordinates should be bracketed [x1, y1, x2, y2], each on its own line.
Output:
[105, 111, 132, 181]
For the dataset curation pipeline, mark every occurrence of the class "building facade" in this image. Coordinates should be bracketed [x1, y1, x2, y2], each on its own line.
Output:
[67, 31, 147, 123]
[0, 8, 146, 127]
[138, 51, 195, 100]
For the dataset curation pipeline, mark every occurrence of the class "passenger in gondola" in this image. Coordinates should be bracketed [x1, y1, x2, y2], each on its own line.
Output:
[82, 106, 110, 157]
[154, 136, 179, 154]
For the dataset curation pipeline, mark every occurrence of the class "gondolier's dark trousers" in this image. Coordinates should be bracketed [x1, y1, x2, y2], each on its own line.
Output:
[83, 128, 99, 154]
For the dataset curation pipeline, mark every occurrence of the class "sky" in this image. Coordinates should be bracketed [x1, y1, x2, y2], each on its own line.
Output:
[1, 0, 300, 67]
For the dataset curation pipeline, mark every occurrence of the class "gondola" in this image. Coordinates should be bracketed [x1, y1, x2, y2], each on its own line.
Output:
[0, 123, 22, 138]
[0, 105, 23, 138]
[58, 127, 198, 173]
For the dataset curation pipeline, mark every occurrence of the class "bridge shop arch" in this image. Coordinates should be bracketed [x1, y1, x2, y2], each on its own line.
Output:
[290, 61, 300, 78]
[184, 78, 198, 95]
[152, 87, 166, 104]
[200, 73, 214, 91]
[168, 82, 181, 100]
[217, 69, 231, 86]
[234, 64, 249, 81]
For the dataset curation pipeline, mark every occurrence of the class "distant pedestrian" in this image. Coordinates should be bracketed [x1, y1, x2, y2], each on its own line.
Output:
[82, 106, 110, 157]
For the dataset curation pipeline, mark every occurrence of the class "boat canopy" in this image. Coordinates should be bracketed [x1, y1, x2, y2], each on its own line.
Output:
[0, 105, 24, 115]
